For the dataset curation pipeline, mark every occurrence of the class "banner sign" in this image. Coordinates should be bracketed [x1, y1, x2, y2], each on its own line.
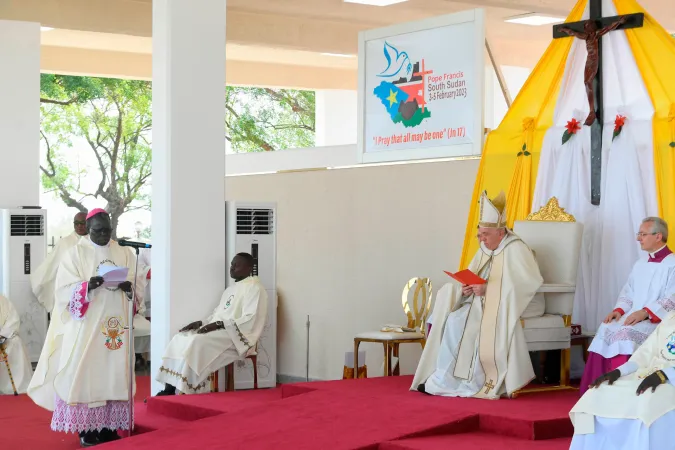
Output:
[357, 10, 485, 164]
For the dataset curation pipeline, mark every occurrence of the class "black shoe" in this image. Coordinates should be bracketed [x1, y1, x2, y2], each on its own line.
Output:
[79, 431, 100, 448]
[156, 389, 175, 396]
[156, 383, 176, 396]
[417, 383, 431, 395]
[98, 428, 121, 442]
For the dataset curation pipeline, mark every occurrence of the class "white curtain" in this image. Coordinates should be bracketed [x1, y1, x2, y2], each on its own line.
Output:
[532, 0, 658, 332]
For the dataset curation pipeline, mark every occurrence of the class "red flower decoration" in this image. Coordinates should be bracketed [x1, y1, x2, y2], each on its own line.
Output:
[565, 118, 581, 135]
[613, 115, 627, 141]
[562, 118, 581, 145]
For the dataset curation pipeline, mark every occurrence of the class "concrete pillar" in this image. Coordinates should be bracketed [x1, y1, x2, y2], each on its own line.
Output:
[151, 0, 227, 394]
[315, 90, 358, 147]
[0, 21, 40, 207]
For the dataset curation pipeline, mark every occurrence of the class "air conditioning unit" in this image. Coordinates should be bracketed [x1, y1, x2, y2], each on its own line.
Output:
[225, 202, 277, 389]
[0, 209, 48, 362]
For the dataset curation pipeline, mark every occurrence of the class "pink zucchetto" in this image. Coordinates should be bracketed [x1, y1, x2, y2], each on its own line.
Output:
[86, 208, 108, 220]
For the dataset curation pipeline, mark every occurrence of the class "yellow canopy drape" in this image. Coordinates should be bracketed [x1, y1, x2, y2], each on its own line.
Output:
[615, 0, 675, 233]
[459, 1, 586, 268]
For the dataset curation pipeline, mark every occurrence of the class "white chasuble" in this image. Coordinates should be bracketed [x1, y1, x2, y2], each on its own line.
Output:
[0, 295, 33, 394]
[571, 313, 675, 437]
[157, 276, 268, 394]
[411, 233, 542, 399]
[28, 238, 138, 411]
[30, 232, 81, 313]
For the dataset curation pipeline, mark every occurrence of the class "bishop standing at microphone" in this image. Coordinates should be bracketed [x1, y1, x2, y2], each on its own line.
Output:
[28, 208, 144, 447]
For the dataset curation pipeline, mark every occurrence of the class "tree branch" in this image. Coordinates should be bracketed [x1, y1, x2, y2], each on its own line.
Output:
[263, 88, 308, 113]
[226, 104, 275, 151]
[40, 131, 56, 177]
[40, 96, 78, 106]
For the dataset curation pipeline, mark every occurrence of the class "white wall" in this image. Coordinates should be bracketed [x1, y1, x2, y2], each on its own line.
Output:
[0, 21, 40, 208]
[485, 65, 532, 130]
[315, 90, 358, 147]
[226, 158, 479, 380]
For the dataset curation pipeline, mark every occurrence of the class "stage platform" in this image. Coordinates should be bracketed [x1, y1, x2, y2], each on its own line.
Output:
[107, 375, 576, 449]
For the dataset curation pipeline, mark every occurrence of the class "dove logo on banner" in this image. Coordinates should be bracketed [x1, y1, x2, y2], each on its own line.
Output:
[377, 42, 412, 79]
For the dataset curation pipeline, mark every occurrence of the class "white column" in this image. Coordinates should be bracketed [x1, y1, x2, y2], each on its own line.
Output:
[0, 21, 40, 207]
[152, 0, 227, 394]
[315, 90, 358, 147]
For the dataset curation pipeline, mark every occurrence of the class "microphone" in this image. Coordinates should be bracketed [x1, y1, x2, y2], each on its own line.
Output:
[118, 239, 152, 249]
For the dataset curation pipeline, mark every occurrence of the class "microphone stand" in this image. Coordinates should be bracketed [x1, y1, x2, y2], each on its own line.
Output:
[126, 247, 140, 437]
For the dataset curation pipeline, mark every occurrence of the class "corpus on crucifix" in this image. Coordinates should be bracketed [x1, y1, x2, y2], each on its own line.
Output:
[552, 1, 644, 205]
[559, 16, 627, 126]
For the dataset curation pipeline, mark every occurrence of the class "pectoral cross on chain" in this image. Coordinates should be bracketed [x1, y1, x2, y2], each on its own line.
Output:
[552, 0, 644, 205]
[483, 379, 495, 394]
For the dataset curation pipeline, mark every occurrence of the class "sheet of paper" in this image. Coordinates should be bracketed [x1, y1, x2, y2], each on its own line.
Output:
[98, 265, 129, 287]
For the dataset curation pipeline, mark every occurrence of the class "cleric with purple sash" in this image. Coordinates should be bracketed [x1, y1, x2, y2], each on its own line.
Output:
[580, 217, 675, 394]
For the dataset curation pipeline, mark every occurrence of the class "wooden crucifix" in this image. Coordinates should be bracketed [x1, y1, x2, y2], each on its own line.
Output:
[553, 1, 644, 205]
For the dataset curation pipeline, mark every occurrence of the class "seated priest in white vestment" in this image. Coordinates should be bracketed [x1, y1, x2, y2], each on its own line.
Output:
[411, 191, 543, 399]
[27, 208, 142, 447]
[570, 311, 675, 450]
[580, 217, 675, 395]
[156, 253, 268, 396]
[30, 211, 88, 313]
[0, 295, 32, 395]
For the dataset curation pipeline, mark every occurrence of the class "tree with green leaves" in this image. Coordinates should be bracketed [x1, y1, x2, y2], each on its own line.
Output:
[226, 87, 315, 152]
[41, 75, 316, 237]
[40, 75, 152, 237]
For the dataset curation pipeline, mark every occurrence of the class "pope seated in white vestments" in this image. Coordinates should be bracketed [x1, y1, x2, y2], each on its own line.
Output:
[411, 191, 543, 399]
[580, 217, 675, 395]
[156, 253, 268, 395]
[27, 208, 142, 448]
[0, 295, 32, 395]
[570, 311, 675, 450]
[30, 211, 88, 313]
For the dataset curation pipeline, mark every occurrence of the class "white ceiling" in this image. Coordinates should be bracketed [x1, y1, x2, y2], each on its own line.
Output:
[10, 0, 675, 77]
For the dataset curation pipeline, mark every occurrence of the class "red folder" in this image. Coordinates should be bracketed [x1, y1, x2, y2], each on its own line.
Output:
[444, 269, 486, 285]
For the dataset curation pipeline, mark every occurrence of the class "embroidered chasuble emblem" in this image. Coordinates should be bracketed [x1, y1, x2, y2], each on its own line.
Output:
[101, 316, 126, 350]
[225, 295, 234, 309]
[667, 334, 675, 355]
[484, 379, 495, 394]
[661, 332, 675, 361]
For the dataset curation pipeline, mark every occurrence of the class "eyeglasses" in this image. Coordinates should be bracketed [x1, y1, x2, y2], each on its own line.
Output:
[74, 221, 86, 226]
[636, 232, 657, 238]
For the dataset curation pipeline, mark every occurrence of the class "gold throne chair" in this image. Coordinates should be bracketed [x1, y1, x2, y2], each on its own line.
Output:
[512, 197, 583, 396]
[353, 278, 432, 377]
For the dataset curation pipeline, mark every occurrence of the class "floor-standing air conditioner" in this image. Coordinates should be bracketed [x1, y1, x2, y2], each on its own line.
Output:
[225, 202, 277, 389]
[0, 209, 48, 362]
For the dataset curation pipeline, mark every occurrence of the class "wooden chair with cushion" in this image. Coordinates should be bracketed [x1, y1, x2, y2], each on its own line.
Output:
[353, 277, 432, 377]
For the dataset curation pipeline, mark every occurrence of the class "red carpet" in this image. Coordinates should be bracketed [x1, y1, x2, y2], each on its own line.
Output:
[111, 376, 574, 449]
[3, 376, 576, 449]
[2, 376, 156, 450]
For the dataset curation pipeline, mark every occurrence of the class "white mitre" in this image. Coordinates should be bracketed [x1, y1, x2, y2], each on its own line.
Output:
[478, 190, 507, 228]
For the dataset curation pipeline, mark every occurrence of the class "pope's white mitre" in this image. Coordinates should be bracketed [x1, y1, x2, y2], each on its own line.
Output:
[479, 190, 507, 228]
